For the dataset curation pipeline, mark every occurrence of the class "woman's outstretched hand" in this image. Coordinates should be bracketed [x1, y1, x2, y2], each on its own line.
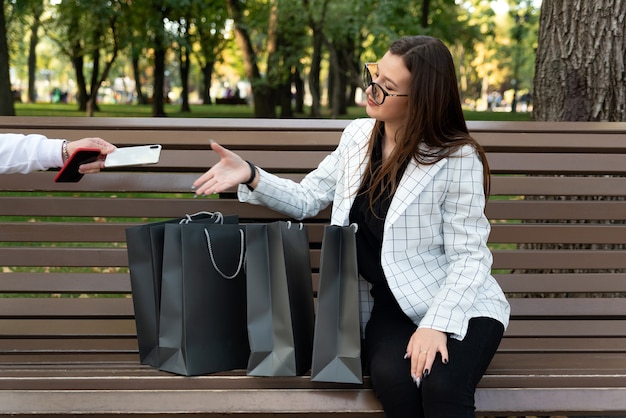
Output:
[192, 140, 252, 196]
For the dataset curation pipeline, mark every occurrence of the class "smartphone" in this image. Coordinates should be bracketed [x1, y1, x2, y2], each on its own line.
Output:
[54, 148, 101, 183]
[103, 144, 162, 168]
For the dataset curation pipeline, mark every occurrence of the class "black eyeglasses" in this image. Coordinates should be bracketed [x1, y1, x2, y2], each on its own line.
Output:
[363, 62, 408, 105]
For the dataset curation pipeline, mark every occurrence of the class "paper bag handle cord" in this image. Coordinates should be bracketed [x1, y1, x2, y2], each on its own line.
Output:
[180, 211, 224, 224]
[204, 228, 245, 279]
[285, 220, 304, 230]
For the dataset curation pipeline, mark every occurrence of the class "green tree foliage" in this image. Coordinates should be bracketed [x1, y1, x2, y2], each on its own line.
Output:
[226, 0, 309, 118]
[49, 0, 125, 115]
[2, 0, 543, 118]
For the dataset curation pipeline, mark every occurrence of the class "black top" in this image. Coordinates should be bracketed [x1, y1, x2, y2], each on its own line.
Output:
[349, 135, 406, 312]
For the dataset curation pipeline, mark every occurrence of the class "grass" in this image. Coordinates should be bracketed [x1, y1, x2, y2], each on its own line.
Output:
[12, 102, 533, 121]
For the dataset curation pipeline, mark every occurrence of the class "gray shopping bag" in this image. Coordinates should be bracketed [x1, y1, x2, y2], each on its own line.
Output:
[311, 224, 362, 384]
[126, 212, 237, 367]
[245, 221, 315, 376]
[158, 222, 249, 376]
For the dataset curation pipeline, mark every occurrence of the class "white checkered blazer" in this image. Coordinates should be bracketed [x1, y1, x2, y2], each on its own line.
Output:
[239, 118, 510, 340]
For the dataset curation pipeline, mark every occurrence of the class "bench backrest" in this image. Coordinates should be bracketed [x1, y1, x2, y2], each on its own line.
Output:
[1, 117, 626, 364]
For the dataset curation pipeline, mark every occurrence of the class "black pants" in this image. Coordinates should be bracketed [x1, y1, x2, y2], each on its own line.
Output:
[364, 306, 504, 418]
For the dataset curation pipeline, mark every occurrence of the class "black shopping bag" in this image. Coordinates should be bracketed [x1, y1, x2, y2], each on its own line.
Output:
[158, 222, 249, 376]
[245, 221, 315, 376]
[125, 212, 237, 367]
[311, 224, 362, 384]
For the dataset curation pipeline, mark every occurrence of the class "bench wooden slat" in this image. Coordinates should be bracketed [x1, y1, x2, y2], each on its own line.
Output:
[2, 297, 625, 318]
[489, 224, 626, 244]
[0, 384, 624, 416]
[2, 336, 623, 357]
[0, 222, 327, 244]
[498, 337, 626, 352]
[486, 200, 626, 221]
[491, 175, 626, 196]
[4, 171, 626, 197]
[0, 338, 138, 352]
[488, 152, 626, 174]
[4, 246, 626, 270]
[492, 249, 626, 270]
[4, 272, 626, 295]
[4, 196, 626, 221]
[0, 196, 331, 220]
[495, 273, 626, 293]
[4, 222, 626, 246]
[505, 320, 626, 336]
[0, 319, 136, 336]
[0, 273, 131, 293]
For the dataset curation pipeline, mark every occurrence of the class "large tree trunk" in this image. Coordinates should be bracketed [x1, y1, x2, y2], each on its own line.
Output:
[524, 0, 626, 284]
[534, 0, 626, 122]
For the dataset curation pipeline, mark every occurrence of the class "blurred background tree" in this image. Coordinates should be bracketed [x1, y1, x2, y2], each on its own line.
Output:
[7, 0, 617, 120]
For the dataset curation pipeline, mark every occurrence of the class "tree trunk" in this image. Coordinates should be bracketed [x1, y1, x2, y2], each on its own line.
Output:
[201, 62, 214, 105]
[534, 0, 626, 122]
[308, 28, 323, 117]
[152, 46, 167, 117]
[72, 53, 88, 112]
[293, 67, 304, 114]
[27, 18, 40, 103]
[0, 1, 15, 116]
[132, 53, 146, 105]
[86, 47, 102, 116]
[524, 0, 626, 284]
[179, 46, 191, 113]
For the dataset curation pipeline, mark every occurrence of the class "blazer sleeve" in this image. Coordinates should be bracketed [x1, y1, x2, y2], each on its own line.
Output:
[237, 144, 345, 220]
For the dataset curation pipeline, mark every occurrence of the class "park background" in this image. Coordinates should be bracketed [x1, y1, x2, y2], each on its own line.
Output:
[0, 0, 624, 122]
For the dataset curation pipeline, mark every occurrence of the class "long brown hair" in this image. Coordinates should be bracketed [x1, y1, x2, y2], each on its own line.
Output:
[362, 36, 490, 207]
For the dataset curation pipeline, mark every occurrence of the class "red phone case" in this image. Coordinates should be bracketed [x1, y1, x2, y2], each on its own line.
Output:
[54, 148, 102, 183]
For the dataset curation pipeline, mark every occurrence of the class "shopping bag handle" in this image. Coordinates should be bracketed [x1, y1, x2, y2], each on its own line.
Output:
[204, 228, 245, 280]
[180, 211, 225, 224]
[285, 220, 304, 230]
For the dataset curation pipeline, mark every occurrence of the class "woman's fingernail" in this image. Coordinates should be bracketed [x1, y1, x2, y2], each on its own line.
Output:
[411, 373, 417, 382]
[423, 369, 429, 378]
[403, 352, 409, 360]
[415, 377, 422, 388]
[443, 358, 449, 364]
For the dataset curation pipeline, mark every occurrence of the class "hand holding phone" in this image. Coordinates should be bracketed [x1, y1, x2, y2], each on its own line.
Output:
[54, 148, 102, 182]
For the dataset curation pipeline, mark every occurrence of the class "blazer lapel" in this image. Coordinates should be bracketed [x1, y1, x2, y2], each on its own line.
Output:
[385, 158, 448, 230]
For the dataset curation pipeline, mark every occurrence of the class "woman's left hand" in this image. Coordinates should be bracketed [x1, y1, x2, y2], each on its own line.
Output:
[405, 328, 449, 387]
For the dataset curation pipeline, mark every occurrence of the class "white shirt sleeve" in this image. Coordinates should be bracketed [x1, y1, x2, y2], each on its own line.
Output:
[0, 133, 65, 174]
